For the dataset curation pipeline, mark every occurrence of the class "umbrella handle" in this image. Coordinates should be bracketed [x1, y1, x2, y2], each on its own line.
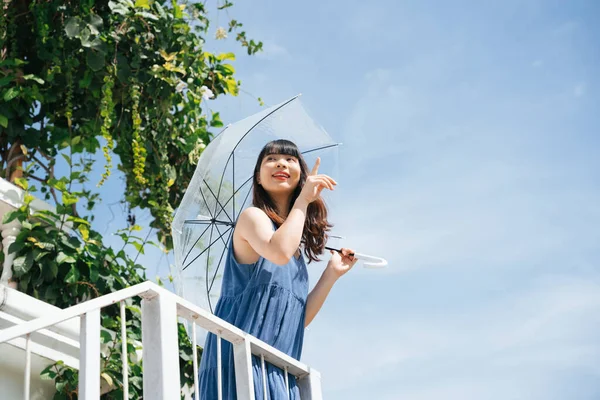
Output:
[353, 252, 388, 268]
[324, 246, 388, 268]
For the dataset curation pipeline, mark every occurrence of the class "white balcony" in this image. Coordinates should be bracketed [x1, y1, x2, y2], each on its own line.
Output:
[0, 178, 322, 399]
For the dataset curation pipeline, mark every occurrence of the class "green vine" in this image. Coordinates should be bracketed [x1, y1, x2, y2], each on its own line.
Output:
[0, 1, 7, 51]
[98, 71, 115, 187]
[6, 162, 202, 399]
[7, 1, 18, 58]
[0, 1, 264, 397]
[64, 64, 74, 128]
[130, 81, 147, 186]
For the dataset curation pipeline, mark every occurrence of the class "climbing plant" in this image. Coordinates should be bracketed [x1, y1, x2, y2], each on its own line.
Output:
[0, 0, 263, 249]
[0, 0, 262, 398]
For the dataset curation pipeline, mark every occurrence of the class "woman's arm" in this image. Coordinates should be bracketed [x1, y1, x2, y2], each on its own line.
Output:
[236, 198, 309, 266]
[304, 248, 358, 327]
[237, 157, 336, 266]
[304, 268, 338, 327]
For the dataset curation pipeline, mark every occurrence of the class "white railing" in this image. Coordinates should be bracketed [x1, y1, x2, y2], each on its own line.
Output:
[0, 281, 322, 400]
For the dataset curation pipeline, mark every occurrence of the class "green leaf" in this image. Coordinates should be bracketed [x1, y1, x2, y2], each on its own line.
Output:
[8, 240, 25, 254]
[89, 265, 99, 283]
[23, 74, 45, 84]
[61, 154, 71, 166]
[40, 365, 57, 380]
[67, 216, 90, 226]
[218, 64, 235, 75]
[64, 265, 80, 283]
[217, 1, 233, 10]
[34, 250, 50, 262]
[0, 76, 13, 87]
[86, 49, 105, 72]
[55, 380, 67, 392]
[216, 52, 236, 61]
[24, 194, 35, 205]
[135, 11, 159, 20]
[79, 225, 90, 241]
[13, 253, 34, 276]
[62, 192, 79, 206]
[3, 87, 19, 101]
[84, 37, 106, 53]
[101, 372, 113, 387]
[14, 177, 28, 190]
[109, 1, 130, 15]
[224, 78, 238, 95]
[48, 178, 68, 192]
[173, 1, 184, 18]
[165, 164, 176, 188]
[132, 241, 144, 254]
[88, 13, 104, 35]
[135, 0, 151, 8]
[43, 261, 58, 280]
[210, 112, 223, 128]
[57, 252, 76, 264]
[79, 70, 93, 89]
[100, 330, 114, 344]
[2, 210, 20, 224]
[0, 114, 7, 128]
[64, 17, 83, 38]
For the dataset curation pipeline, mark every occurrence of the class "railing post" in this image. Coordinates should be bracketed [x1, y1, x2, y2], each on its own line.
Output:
[0, 217, 21, 288]
[79, 309, 101, 399]
[141, 292, 180, 400]
[298, 368, 322, 400]
[233, 339, 255, 400]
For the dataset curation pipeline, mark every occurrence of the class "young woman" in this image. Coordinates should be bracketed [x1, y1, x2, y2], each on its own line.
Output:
[198, 139, 358, 399]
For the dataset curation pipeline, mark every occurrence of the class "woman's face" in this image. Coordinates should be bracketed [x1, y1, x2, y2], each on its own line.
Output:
[258, 153, 302, 194]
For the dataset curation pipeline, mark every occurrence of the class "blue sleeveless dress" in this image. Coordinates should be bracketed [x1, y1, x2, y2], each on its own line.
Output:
[197, 221, 309, 399]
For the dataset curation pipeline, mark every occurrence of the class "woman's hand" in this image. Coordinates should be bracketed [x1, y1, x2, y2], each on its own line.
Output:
[298, 157, 337, 204]
[326, 247, 358, 279]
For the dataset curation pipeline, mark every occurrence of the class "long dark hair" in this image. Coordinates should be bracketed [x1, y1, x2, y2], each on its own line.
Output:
[252, 139, 332, 263]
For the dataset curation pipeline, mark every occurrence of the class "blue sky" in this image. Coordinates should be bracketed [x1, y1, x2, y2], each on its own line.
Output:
[89, 1, 600, 398]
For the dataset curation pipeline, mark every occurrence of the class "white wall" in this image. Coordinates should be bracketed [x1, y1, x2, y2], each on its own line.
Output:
[0, 343, 56, 399]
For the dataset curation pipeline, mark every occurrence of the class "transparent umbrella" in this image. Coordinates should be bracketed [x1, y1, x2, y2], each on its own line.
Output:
[171, 95, 387, 321]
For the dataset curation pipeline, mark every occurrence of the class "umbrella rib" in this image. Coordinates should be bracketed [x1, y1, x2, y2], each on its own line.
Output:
[218, 175, 253, 214]
[211, 96, 300, 225]
[231, 95, 300, 154]
[202, 178, 233, 224]
[205, 223, 216, 313]
[208, 226, 235, 294]
[301, 143, 341, 155]
[184, 219, 234, 226]
[198, 185, 215, 219]
[182, 222, 212, 267]
[182, 226, 232, 271]
[233, 152, 236, 222]
[212, 220, 234, 251]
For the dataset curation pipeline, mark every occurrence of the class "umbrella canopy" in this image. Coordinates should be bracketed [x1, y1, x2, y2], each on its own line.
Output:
[171, 95, 340, 316]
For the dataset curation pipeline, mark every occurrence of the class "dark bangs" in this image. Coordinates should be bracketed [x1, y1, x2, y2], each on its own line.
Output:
[262, 139, 301, 160]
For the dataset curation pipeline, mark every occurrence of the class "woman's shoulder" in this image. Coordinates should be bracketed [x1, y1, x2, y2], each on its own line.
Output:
[238, 206, 272, 227]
